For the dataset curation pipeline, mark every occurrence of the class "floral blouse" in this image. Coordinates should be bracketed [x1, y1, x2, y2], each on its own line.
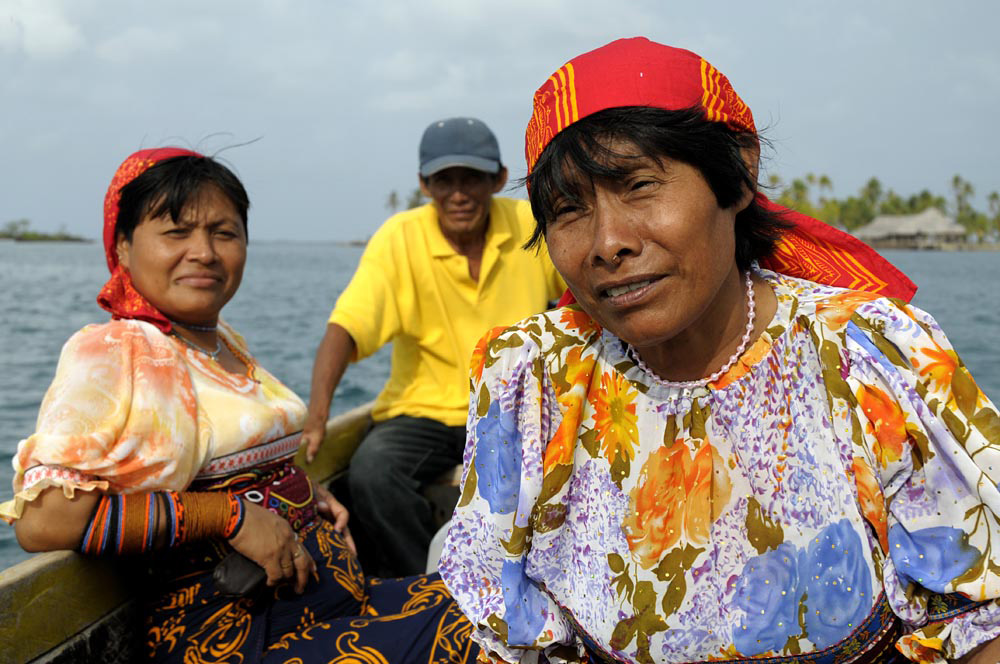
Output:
[1, 319, 306, 522]
[439, 269, 1000, 664]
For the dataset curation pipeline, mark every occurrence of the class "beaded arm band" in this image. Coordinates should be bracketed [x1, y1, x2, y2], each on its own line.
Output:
[80, 491, 245, 556]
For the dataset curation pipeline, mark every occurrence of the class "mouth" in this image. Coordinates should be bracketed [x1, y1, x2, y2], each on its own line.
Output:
[176, 274, 222, 288]
[599, 275, 664, 305]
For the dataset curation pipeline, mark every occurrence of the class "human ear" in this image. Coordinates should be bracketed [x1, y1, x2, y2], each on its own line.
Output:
[115, 234, 131, 270]
[492, 167, 509, 193]
[418, 175, 432, 199]
[736, 143, 761, 211]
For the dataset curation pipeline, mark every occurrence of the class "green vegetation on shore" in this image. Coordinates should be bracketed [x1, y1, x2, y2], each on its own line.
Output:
[384, 188, 427, 214]
[770, 174, 1000, 237]
[1, 219, 90, 242]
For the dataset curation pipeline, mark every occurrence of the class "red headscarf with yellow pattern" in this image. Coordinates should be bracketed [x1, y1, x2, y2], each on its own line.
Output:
[97, 147, 203, 333]
[526, 37, 916, 301]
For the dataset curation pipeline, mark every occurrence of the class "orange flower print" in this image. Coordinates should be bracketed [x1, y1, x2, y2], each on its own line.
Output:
[557, 346, 594, 396]
[710, 335, 772, 390]
[816, 291, 882, 331]
[470, 335, 490, 383]
[589, 372, 639, 464]
[544, 395, 581, 473]
[559, 307, 600, 337]
[897, 633, 945, 664]
[918, 344, 959, 394]
[851, 457, 888, 551]
[856, 384, 908, 468]
[470, 327, 506, 383]
[624, 440, 732, 569]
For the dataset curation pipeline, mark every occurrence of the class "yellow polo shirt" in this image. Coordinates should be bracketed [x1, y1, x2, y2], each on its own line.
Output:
[330, 198, 565, 426]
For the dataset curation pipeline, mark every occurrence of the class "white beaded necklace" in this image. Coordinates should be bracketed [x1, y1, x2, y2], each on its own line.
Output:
[625, 270, 756, 390]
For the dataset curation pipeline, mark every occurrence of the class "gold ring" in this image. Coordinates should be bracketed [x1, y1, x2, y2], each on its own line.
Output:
[292, 546, 304, 559]
[280, 561, 294, 568]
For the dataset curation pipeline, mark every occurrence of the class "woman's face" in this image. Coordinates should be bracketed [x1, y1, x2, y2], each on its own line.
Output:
[544, 145, 751, 351]
[116, 184, 247, 325]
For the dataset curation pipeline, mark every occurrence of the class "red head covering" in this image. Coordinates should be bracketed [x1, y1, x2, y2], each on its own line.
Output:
[528, 37, 916, 302]
[97, 147, 203, 333]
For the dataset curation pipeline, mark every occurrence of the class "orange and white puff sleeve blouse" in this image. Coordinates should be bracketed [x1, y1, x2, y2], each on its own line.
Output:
[1, 319, 306, 523]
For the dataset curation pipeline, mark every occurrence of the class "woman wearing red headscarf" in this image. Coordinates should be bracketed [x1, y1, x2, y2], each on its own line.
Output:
[439, 38, 1000, 664]
[1, 149, 477, 663]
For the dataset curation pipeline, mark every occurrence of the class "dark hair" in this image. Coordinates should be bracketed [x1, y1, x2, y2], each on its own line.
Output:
[116, 156, 250, 242]
[524, 106, 788, 269]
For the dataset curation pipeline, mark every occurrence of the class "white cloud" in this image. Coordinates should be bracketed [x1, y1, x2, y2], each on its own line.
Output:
[367, 60, 478, 112]
[2, 0, 998, 241]
[94, 25, 180, 64]
[0, 0, 84, 58]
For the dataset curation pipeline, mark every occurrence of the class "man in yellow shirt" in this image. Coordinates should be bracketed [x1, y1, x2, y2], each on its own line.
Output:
[303, 117, 564, 575]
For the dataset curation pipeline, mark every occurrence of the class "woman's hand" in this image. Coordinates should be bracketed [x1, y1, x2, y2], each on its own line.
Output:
[314, 482, 356, 555]
[227, 500, 315, 593]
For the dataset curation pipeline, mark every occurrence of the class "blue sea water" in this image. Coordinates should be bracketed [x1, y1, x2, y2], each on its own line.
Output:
[0, 242, 997, 569]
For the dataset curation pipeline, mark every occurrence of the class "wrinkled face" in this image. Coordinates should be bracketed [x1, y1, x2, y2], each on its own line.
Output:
[116, 184, 247, 325]
[420, 166, 507, 239]
[544, 144, 750, 351]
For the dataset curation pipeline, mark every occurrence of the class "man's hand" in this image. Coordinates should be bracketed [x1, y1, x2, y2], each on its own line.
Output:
[228, 500, 316, 593]
[302, 418, 327, 464]
[304, 323, 358, 464]
[314, 482, 356, 555]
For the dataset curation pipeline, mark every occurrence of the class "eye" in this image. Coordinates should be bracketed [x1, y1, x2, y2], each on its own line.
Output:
[628, 178, 657, 192]
[553, 202, 583, 222]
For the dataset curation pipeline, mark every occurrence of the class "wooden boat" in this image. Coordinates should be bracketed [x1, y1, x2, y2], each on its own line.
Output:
[0, 402, 374, 664]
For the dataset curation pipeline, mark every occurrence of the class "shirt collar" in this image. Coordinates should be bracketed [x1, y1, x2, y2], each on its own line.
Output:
[426, 198, 513, 257]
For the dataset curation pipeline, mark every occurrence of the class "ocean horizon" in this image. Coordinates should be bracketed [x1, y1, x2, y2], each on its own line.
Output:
[1, 242, 997, 569]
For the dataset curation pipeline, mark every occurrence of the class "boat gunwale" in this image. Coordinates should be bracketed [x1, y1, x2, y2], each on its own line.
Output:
[0, 401, 373, 664]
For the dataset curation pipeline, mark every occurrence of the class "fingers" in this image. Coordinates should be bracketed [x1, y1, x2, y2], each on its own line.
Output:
[269, 531, 298, 587]
[292, 543, 315, 594]
[267, 555, 290, 587]
[269, 541, 315, 593]
[310, 482, 356, 555]
[329, 500, 349, 531]
[228, 502, 318, 594]
[343, 527, 357, 556]
[314, 484, 350, 531]
[275, 550, 295, 587]
[303, 429, 323, 464]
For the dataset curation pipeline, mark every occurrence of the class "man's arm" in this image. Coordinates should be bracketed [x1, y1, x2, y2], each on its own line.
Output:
[302, 322, 357, 463]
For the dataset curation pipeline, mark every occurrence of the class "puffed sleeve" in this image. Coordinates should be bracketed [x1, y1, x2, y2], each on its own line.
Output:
[0, 320, 203, 523]
[439, 325, 584, 664]
[841, 299, 1000, 663]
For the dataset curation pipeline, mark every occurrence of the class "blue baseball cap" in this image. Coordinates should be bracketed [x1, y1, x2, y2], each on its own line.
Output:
[419, 117, 502, 177]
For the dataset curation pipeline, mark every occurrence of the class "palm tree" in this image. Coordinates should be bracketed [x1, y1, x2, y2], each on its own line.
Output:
[988, 191, 1000, 235]
[385, 191, 400, 214]
[405, 188, 426, 209]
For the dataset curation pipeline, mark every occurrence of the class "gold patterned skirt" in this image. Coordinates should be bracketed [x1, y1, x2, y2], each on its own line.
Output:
[143, 454, 477, 664]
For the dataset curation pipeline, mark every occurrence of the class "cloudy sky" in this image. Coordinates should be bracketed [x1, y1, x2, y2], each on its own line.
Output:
[2, 0, 998, 241]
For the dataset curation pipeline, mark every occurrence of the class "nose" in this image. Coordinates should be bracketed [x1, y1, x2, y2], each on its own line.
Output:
[186, 229, 218, 263]
[589, 198, 640, 268]
[446, 187, 472, 204]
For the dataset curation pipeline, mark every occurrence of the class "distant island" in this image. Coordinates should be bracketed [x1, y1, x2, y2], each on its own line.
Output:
[1, 219, 91, 243]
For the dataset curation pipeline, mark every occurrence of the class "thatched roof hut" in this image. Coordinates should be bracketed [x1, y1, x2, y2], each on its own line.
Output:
[853, 208, 965, 248]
